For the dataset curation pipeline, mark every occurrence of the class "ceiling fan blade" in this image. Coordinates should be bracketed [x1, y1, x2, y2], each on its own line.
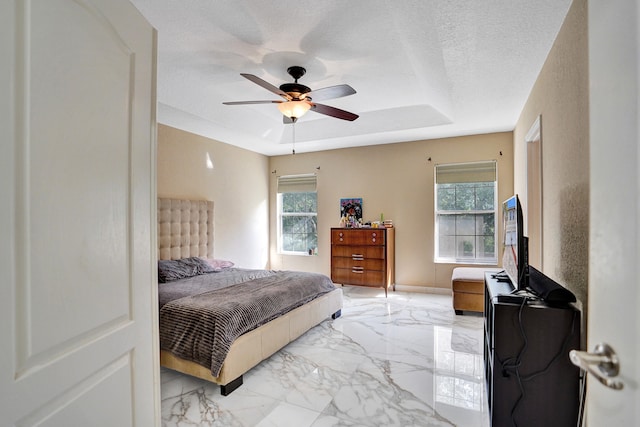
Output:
[240, 73, 291, 100]
[223, 100, 282, 105]
[307, 84, 356, 102]
[311, 103, 359, 121]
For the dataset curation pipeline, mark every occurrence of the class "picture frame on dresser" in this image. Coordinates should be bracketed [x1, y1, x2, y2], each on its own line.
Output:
[339, 198, 363, 220]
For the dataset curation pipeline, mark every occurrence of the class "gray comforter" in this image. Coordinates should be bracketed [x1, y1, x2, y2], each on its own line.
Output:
[158, 268, 336, 376]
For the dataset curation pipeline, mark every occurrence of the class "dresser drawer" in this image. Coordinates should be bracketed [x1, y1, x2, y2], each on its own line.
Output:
[331, 229, 386, 246]
[331, 268, 386, 286]
[331, 245, 384, 259]
[331, 256, 385, 271]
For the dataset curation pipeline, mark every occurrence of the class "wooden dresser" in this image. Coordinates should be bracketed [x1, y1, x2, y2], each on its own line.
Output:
[330, 227, 395, 296]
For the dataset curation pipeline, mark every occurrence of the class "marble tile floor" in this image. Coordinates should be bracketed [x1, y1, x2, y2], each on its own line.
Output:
[161, 286, 491, 427]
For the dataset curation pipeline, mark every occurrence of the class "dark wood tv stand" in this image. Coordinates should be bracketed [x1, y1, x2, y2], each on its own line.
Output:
[484, 273, 581, 427]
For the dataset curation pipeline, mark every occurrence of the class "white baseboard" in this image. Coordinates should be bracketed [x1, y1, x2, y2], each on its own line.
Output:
[394, 284, 452, 295]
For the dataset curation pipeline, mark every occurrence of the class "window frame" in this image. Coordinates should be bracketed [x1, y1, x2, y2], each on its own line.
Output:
[434, 161, 498, 265]
[276, 174, 318, 256]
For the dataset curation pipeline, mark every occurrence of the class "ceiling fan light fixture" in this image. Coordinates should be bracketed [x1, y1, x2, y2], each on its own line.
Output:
[277, 100, 311, 120]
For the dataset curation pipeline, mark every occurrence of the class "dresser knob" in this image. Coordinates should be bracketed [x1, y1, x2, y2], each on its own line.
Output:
[372, 238, 376, 242]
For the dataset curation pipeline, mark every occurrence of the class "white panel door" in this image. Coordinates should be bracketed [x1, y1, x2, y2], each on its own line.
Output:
[0, 0, 159, 425]
[587, 0, 639, 425]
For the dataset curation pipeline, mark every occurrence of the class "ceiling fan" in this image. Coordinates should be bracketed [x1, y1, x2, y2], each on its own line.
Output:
[223, 66, 359, 123]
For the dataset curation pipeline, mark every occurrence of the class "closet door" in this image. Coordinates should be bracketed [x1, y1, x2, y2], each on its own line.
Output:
[0, 1, 158, 425]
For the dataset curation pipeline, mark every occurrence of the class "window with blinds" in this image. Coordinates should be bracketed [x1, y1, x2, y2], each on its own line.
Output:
[277, 174, 318, 254]
[435, 161, 497, 264]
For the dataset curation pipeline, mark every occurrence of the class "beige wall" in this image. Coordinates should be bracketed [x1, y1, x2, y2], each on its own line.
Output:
[157, 124, 270, 269]
[513, 0, 588, 307]
[269, 132, 514, 290]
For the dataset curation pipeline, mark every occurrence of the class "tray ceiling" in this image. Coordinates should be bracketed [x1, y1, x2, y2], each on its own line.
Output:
[131, 0, 573, 155]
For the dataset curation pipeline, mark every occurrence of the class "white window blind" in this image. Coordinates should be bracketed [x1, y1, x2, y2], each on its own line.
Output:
[435, 161, 496, 184]
[277, 174, 317, 193]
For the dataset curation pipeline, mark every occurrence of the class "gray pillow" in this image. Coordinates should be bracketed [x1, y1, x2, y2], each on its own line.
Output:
[158, 257, 215, 283]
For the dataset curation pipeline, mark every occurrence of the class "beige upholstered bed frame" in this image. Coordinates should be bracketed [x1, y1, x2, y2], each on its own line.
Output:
[157, 198, 343, 395]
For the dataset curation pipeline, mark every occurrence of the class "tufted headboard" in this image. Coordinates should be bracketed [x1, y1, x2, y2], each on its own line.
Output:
[157, 198, 214, 260]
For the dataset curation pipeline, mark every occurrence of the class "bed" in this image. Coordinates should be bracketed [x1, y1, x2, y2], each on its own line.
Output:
[157, 198, 343, 395]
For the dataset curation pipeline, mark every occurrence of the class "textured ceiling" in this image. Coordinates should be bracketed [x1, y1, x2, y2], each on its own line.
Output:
[130, 0, 573, 156]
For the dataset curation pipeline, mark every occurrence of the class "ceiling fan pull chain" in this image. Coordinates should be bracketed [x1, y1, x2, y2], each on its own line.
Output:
[292, 122, 296, 155]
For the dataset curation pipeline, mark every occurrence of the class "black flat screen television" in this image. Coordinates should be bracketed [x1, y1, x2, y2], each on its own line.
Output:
[502, 195, 529, 291]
